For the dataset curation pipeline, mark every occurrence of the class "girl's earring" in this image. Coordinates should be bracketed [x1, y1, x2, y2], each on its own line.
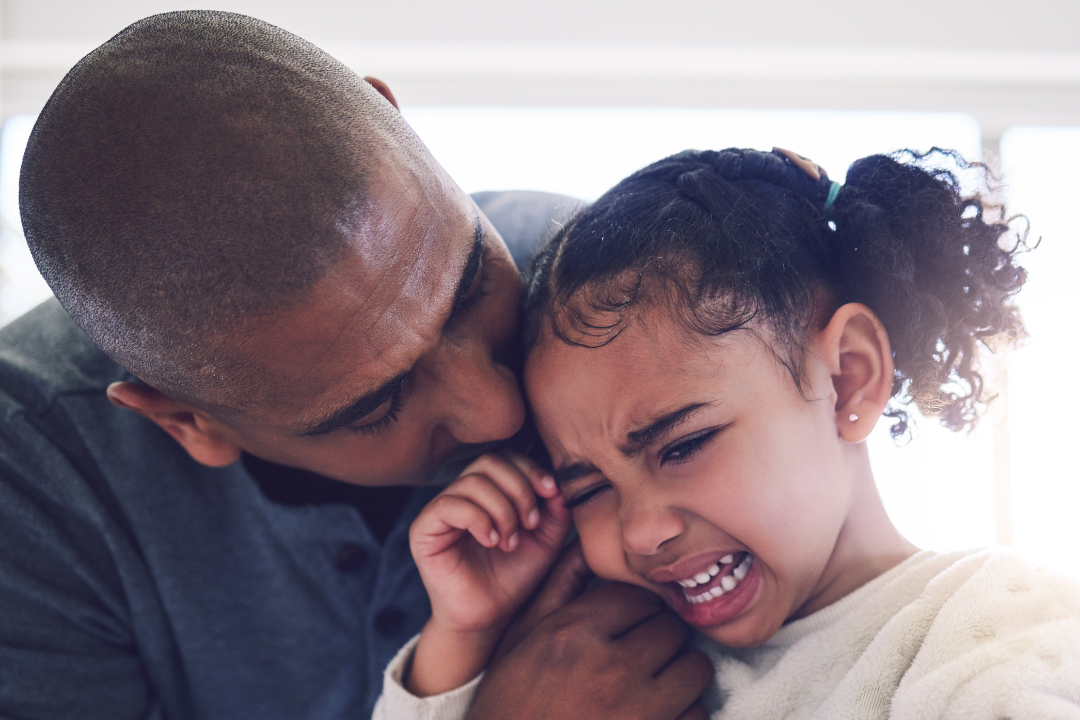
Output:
[848, 413, 859, 422]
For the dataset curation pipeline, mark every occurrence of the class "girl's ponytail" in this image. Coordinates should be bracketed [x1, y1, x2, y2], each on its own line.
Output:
[525, 147, 1029, 435]
[827, 150, 1028, 432]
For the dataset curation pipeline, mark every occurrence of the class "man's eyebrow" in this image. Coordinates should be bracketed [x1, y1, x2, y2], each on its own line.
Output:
[553, 461, 600, 488]
[622, 402, 712, 456]
[446, 217, 484, 323]
[301, 373, 406, 437]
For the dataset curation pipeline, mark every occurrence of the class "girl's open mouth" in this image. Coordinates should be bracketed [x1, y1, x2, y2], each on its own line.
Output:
[666, 552, 759, 627]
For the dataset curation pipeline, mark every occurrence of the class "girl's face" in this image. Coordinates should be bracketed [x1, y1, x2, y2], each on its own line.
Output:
[524, 306, 856, 647]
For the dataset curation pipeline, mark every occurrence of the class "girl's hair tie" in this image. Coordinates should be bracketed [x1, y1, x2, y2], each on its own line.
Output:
[772, 147, 841, 223]
[823, 181, 842, 223]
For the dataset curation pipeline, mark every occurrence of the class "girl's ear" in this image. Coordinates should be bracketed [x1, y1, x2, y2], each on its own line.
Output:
[817, 303, 895, 442]
[106, 381, 243, 467]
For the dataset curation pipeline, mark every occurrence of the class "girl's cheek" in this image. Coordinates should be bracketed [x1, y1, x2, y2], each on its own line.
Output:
[576, 513, 635, 583]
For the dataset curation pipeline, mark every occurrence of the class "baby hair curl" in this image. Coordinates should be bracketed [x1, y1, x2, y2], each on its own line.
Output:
[524, 148, 1030, 437]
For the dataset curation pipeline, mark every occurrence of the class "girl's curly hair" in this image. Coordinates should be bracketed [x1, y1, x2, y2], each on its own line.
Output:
[524, 148, 1030, 436]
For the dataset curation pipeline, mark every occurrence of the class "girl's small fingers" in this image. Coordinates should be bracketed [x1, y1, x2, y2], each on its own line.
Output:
[444, 473, 522, 551]
[540, 486, 571, 523]
[499, 450, 558, 500]
[459, 453, 543, 531]
[532, 490, 573, 550]
[411, 494, 499, 551]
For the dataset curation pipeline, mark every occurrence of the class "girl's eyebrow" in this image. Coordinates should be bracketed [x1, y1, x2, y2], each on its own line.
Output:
[553, 462, 600, 488]
[623, 402, 713, 455]
[553, 402, 716, 484]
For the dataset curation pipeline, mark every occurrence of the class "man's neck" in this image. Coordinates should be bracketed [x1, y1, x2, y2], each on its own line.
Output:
[242, 453, 414, 544]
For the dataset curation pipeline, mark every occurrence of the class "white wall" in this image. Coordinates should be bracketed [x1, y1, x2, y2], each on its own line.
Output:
[3, 0, 1079, 136]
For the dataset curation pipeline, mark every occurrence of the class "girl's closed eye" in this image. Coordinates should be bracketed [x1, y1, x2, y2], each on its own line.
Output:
[564, 481, 612, 509]
[660, 424, 730, 466]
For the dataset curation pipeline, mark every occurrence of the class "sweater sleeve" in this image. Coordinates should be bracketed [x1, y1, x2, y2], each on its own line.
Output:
[372, 634, 482, 720]
[890, 552, 1080, 719]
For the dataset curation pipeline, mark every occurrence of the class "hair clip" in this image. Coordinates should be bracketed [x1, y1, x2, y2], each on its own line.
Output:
[773, 147, 822, 181]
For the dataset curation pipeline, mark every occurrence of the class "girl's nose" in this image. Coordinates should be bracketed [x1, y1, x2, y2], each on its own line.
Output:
[620, 500, 685, 556]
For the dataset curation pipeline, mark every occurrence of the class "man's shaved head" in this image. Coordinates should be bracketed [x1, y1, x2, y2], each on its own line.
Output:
[21, 11, 423, 408]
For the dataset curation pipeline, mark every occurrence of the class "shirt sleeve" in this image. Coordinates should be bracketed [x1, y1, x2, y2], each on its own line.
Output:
[0, 429, 158, 720]
[372, 634, 482, 720]
[470, 191, 584, 271]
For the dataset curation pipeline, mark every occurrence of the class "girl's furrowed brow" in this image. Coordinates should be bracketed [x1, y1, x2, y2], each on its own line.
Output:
[553, 462, 600, 488]
[622, 401, 713, 456]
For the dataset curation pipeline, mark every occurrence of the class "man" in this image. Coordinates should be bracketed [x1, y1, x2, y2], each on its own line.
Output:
[0, 10, 711, 720]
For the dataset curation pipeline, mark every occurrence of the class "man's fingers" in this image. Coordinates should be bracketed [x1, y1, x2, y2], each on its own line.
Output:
[654, 650, 714, 709]
[493, 541, 592, 661]
[570, 581, 667, 638]
[675, 704, 710, 720]
[523, 541, 593, 620]
[613, 609, 692, 675]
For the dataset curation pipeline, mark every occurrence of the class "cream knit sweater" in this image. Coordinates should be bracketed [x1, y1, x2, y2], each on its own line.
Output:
[375, 548, 1080, 719]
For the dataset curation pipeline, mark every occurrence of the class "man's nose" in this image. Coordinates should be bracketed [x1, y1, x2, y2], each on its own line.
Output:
[620, 495, 685, 556]
[429, 340, 525, 444]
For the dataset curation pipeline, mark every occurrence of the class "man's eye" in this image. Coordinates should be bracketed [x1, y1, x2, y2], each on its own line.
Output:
[453, 269, 488, 318]
[349, 379, 406, 436]
[660, 426, 727, 465]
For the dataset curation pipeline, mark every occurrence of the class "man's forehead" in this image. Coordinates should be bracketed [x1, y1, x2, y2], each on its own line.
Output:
[228, 175, 478, 423]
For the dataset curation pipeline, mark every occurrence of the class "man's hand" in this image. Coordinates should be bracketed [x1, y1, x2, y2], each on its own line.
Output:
[468, 544, 714, 720]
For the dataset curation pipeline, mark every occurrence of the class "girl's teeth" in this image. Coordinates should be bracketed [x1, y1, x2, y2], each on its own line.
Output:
[733, 554, 752, 580]
[681, 554, 754, 604]
[679, 561, 723, 588]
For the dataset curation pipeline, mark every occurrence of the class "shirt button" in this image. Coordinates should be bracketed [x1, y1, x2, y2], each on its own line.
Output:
[375, 607, 407, 637]
[333, 543, 368, 573]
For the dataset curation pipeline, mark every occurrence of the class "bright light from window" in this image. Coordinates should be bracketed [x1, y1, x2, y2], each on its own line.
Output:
[0, 115, 50, 325]
[1000, 126, 1080, 581]
[402, 108, 982, 200]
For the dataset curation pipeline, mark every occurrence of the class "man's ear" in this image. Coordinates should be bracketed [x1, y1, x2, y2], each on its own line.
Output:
[816, 303, 895, 442]
[363, 76, 400, 110]
[106, 381, 243, 468]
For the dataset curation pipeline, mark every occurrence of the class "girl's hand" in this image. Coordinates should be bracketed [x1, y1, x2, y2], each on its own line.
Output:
[406, 451, 571, 696]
